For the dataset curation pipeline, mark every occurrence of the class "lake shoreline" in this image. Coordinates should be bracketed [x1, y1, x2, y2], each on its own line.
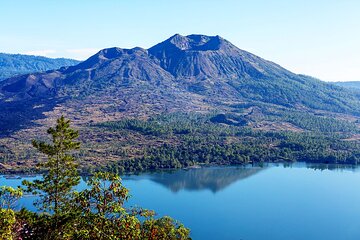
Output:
[1, 160, 359, 177]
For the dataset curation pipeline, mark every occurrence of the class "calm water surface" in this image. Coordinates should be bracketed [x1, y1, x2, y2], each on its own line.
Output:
[1, 163, 360, 240]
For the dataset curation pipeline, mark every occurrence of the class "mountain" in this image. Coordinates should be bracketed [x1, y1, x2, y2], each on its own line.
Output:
[1, 34, 359, 132]
[0, 53, 80, 81]
[333, 81, 360, 90]
[1, 34, 360, 172]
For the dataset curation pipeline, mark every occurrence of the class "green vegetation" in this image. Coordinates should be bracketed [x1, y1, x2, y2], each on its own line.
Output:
[266, 110, 358, 133]
[227, 75, 360, 116]
[0, 186, 22, 239]
[0, 186, 23, 209]
[333, 81, 360, 90]
[0, 208, 15, 239]
[0, 117, 190, 240]
[22, 116, 81, 232]
[1, 110, 359, 174]
[93, 112, 360, 173]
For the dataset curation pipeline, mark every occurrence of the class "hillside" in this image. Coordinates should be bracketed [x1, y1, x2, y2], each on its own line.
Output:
[0, 34, 360, 173]
[333, 81, 360, 90]
[1, 35, 359, 116]
[0, 53, 80, 81]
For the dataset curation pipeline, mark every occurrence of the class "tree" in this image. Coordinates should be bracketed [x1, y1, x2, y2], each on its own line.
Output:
[22, 116, 80, 224]
[0, 208, 15, 240]
[0, 186, 22, 240]
[0, 186, 23, 210]
[66, 172, 190, 240]
[1, 116, 190, 239]
[67, 172, 139, 239]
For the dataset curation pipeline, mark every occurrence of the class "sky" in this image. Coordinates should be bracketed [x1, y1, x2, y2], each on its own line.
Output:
[0, 0, 359, 82]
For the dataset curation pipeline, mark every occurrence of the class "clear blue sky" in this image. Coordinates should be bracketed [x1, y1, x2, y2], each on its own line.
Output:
[1, 0, 359, 81]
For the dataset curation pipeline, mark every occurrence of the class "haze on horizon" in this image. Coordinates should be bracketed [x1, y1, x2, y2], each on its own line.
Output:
[1, 0, 359, 82]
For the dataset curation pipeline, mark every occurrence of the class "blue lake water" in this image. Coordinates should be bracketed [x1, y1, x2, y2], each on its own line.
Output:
[1, 163, 360, 240]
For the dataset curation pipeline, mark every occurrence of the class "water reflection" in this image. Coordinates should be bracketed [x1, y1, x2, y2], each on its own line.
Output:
[125, 166, 265, 193]
[2, 163, 359, 197]
[305, 163, 360, 171]
[2, 163, 360, 240]
[277, 162, 360, 172]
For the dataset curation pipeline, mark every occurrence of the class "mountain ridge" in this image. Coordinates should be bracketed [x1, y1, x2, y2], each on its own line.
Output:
[333, 81, 360, 90]
[0, 34, 360, 133]
[0, 53, 80, 81]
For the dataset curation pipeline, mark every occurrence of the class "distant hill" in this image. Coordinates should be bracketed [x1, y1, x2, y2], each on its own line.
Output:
[332, 81, 360, 90]
[0, 53, 80, 80]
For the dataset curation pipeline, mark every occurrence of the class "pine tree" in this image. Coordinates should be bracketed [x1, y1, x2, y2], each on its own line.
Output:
[23, 116, 80, 219]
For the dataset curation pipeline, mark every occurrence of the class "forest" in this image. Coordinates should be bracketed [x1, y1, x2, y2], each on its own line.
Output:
[1, 110, 359, 175]
[93, 112, 360, 173]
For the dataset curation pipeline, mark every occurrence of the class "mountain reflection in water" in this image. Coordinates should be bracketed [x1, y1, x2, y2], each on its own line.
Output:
[124, 167, 265, 193]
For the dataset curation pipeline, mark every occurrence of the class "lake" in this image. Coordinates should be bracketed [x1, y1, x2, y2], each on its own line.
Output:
[1, 163, 360, 240]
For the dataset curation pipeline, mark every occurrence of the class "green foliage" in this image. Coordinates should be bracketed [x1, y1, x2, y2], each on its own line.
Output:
[142, 216, 190, 240]
[96, 112, 236, 137]
[0, 116, 190, 239]
[228, 75, 360, 115]
[64, 172, 189, 240]
[98, 119, 168, 136]
[23, 116, 81, 217]
[74, 172, 130, 218]
[0, 209, 15, 240]
[63, 172, 145, 239]
[96, 113, 360, 173]
[14, 208, 53, 240]
[0, 186, 23, 210]
[267, 110, 358, 133]
[11, 172, 190, 240]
